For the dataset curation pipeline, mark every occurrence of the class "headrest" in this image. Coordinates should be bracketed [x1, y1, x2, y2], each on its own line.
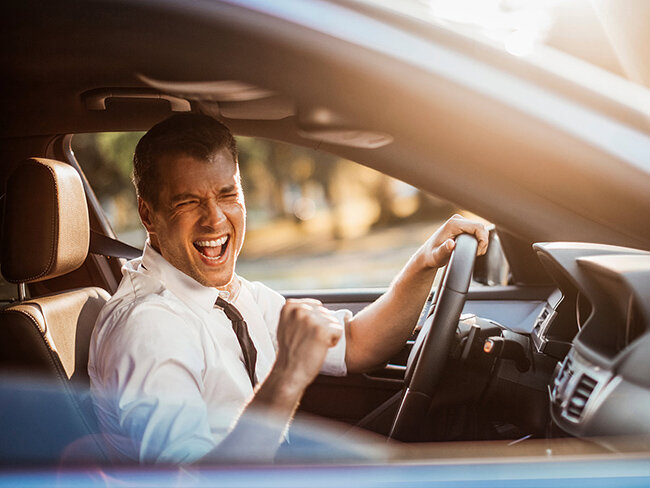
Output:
[1, 158, 90, 283]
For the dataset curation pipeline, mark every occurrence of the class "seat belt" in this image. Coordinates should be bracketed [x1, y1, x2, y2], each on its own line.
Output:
[89, 230, 142, 260]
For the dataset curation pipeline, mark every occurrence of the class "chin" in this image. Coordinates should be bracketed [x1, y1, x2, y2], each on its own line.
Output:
[201, 270, 235, 289]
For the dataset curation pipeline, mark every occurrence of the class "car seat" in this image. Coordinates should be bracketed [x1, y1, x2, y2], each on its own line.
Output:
[0, 158, 111, 465]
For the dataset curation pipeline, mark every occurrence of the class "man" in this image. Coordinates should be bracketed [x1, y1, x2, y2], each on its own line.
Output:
[88, 114, 488, 464]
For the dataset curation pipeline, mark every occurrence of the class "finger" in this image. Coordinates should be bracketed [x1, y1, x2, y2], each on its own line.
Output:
[285, 299, 323, 315]
[431, 238, 455, 267]
[294, 303, 341, 332]
[473, 229, 489, 256]
[449, 221, 489, 256]
[326, 321, 343, 347]
[297, 313, 342, 348]
[300, 300, 337, 318]
[288, 298, 323, 307]
[475, 226, 490, 256]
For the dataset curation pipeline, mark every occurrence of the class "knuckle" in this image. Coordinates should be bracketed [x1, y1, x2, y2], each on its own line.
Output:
[281, 304, 297, 319]
[283, 300, 299, 312]
[295, 307, 311, 321]
[316, 325, 331, 341]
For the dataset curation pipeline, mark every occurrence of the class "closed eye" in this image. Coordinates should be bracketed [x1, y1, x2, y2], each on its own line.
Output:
[175, 200, 199, 208]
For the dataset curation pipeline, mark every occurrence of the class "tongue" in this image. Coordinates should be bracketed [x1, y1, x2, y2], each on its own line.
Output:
[198, 245, 221, 258]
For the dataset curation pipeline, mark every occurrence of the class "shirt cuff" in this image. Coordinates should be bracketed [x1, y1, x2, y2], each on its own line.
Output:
[319, 309, 350, 376]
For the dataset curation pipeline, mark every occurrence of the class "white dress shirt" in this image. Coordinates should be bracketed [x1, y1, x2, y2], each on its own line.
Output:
[88, 242, 348, 464]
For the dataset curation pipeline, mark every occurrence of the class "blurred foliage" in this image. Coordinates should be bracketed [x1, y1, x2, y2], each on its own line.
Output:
[73, 132, 143, 199]
[236, 136, 455, 241]
[73, 133, 144, 239]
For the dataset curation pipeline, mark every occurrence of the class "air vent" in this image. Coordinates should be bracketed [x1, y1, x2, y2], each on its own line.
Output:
[562, 357, 574, 380]
[552, 356, 573, 398]
[566, 374, 597, 421]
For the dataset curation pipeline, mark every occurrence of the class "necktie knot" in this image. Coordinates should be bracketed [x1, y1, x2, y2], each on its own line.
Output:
[216, 296, 243, 322]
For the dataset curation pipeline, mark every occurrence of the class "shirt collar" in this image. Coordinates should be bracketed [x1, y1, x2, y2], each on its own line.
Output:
[139, 240, 221, 313]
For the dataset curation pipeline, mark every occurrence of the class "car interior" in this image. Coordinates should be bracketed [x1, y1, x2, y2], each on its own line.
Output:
[2, 0, 649, 467]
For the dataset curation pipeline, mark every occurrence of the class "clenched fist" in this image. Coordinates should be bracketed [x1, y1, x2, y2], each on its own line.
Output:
[273, 299, 344, 391]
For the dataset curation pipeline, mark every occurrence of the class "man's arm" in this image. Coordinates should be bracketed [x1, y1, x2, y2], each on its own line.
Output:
[202, 299, 343, 463]
[344, 215, 489, 374]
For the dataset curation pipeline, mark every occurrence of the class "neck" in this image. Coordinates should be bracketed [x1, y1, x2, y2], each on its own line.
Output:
[218, 274, 241, 301]
[149, 235, 161, 253]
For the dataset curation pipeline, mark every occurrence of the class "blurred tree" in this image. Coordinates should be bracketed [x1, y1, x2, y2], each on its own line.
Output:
[372, 174, 401, 228]
[72, 132, 143, 235]
[73, 132, 143, 200]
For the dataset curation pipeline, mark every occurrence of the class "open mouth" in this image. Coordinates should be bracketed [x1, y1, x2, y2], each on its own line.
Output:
[193, 235, 230, 262]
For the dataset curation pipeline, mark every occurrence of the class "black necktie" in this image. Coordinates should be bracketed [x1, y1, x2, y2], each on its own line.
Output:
[215, 296, 258, 388]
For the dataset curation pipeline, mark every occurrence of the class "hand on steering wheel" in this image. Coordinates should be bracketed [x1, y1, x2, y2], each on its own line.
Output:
[389, 233, 478, 441]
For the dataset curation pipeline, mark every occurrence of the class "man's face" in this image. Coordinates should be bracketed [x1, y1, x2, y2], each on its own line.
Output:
[138, 149, 246, 289]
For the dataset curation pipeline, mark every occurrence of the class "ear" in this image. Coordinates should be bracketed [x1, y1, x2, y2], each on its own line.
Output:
[138, 196, 156, 235]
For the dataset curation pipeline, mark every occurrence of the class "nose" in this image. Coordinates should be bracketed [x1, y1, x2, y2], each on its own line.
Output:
[200, 199, 227, 229]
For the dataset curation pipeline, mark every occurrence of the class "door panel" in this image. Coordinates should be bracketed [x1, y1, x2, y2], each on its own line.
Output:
[299, 373, 402, 425]
[288, 285, 553, 424]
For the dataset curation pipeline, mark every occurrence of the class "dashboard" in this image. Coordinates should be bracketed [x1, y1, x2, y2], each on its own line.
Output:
[531, 243, 650, 442]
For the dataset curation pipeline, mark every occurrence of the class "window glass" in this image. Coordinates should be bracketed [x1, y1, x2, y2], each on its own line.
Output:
[72, 133, 484, 290]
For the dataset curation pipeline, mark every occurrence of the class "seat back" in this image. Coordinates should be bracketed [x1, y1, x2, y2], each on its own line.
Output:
[1, 288, 109, 384]
[0, 158, 111, 465]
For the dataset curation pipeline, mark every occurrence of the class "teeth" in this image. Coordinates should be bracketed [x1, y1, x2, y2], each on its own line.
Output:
[201, 254, 222, 261]
[195, 236, 227, 247]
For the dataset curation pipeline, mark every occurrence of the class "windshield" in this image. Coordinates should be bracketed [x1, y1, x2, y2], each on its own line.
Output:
[357, 0, 649, 91]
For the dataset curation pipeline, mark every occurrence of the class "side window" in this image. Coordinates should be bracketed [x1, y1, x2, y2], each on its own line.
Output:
[72, 132, 146, 247]
[234, 138, 462, 289]
[72, 133, 495, 289]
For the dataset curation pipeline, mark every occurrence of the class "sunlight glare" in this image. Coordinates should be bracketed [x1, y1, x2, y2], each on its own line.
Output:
[423, 0, 568, 57]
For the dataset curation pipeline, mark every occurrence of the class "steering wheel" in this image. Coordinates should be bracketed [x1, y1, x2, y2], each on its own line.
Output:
[388, 233, 478, 441]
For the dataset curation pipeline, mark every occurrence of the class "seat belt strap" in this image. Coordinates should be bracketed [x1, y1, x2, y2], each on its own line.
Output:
[89, 230, 142, 260]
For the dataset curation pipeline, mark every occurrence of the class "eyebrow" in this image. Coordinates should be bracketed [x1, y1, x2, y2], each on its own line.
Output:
[170, 186, 238, 204]
[219, 185, 237, 194]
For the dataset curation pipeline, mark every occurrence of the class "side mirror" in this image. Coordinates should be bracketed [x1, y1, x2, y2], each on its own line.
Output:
[473, 228, 510, 286]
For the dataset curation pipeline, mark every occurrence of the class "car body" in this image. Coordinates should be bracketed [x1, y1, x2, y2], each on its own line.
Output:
[1, 0, 650, 486]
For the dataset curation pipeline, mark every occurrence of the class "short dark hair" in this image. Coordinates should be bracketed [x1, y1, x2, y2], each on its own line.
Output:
[133, 113, 238, 206]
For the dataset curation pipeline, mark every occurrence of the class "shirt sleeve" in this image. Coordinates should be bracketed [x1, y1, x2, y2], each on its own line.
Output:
[93, 301, 216, 464]
[245, 279, 348, 377]
[319, 308, 350, 376]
